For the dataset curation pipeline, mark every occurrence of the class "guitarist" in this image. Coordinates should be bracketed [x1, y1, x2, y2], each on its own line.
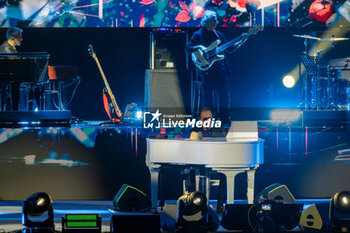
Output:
[186, 10, 249, 124]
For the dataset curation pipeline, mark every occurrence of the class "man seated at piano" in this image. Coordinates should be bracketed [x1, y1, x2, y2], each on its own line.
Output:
[189, 107, 227, 212]
[190, 107, 227, 137]
[0, 27, 23, 53]
[0, 27, 24, 110]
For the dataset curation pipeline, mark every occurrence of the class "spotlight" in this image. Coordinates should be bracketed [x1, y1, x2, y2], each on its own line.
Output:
[282, 75, 296, 88]
[330, 191, 350, 232]
[177, 191, 206, 216]
[123, 103, 143, 123]
[136, 111, 143, 119]
[176, 191, 219, 233]
[22, 192, 54, 233]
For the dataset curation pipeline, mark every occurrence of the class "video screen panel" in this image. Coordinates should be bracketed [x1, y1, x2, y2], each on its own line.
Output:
[0, 0, 349, 27]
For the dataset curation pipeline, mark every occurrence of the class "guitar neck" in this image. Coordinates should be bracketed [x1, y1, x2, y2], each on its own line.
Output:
[216, 34, 246, 54]
[93, 56, 123, 118]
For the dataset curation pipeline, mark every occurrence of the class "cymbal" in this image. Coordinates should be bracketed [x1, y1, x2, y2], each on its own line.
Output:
[293, 34, 320, 40]
[293, 35, 350, 41]
[318, 37, 350, 41]
[328, 57, 350, 68]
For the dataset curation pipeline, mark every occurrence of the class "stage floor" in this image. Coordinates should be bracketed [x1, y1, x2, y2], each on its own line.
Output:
[0, 199, 331, 233]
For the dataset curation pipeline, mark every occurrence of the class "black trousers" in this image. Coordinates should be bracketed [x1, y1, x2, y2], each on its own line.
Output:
[201, 69, 231, 124]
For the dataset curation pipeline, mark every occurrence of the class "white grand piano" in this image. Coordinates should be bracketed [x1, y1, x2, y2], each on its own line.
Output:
[146, 121, 264, 208]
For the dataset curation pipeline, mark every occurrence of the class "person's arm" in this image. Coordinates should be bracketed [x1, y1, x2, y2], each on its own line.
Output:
[185, 31, 207, 54]
[219, 31, 249, 53]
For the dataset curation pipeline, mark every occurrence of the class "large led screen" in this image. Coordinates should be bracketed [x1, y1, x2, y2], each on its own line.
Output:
[0, 0, 349, 27]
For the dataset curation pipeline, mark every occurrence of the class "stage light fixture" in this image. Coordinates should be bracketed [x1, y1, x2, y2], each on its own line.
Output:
[62, 214, 101, 233]
[282, 75, 296, 88]
[136, 111, 143, 119]
[330, 191, 350, 232]
[176, 191, 219, 233]
[123, 103, 143, 123]
[22, 192, 55, 233]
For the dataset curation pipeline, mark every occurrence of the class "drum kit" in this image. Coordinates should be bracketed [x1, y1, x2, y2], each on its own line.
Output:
[293, 34, 350, 110]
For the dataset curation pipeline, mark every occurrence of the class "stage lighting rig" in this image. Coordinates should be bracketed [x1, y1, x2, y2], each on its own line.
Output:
[22, 192, 55, 233]
[330, 191, 350, 232]
[176, 191, 218, 233]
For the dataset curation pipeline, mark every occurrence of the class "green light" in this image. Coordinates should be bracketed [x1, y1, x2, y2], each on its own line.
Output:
[67, 222, 97, 228]
[67, 214, 97, 221]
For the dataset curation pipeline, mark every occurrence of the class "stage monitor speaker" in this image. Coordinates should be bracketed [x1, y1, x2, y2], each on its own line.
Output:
[110, 214, 160, 233]
[150, 31, 188, 70]
[113, 184, 151, 212]
[220, 204, 255, 231]
[144, 69, 192, 117]
[299, 203, 330, 231]
[254, 183, 295, 204]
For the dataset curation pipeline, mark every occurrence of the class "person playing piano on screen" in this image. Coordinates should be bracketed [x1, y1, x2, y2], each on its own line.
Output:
[0, 27, 23, 53]
[0, 27, 23, 110]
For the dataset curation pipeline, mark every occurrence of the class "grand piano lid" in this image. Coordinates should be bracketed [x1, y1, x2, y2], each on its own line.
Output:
[0, 52, 51, 59]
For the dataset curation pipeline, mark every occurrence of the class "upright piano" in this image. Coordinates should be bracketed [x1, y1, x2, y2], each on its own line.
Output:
[146, 137, 264, 208]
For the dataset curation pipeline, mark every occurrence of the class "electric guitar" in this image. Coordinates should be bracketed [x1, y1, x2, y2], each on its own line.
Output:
[191, 26, 263, 71]
[88, 44, 123, 121]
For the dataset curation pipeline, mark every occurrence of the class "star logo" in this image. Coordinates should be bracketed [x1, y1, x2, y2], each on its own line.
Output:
[150, 109, 162, 122]
[143, 109, 162, 128]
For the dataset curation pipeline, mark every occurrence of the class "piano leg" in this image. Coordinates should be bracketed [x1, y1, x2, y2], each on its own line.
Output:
[214, 169, 248, 204]
[247, 167, 258, 204]
[149, 164, 161, 208]
[205, 169, 210, 203]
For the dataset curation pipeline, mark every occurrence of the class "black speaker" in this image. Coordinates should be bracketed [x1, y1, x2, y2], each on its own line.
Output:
[221, 204, 255, 231]
[150, 31, 188, 69]
[144, 69, 192, 116]
[110, 214, 160, 233]
[254, 183, 295, 204]
[222, 203, 303, 231]
[113, 184, 151, 212]
[299, 203, 330, 231]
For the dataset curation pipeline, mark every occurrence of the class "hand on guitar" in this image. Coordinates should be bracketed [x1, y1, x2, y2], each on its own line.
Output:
[190, 26, 263, 71]
[193, 45, 208, 53]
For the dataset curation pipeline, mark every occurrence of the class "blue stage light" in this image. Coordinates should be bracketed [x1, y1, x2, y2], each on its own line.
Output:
[136, 111, 143, 119]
